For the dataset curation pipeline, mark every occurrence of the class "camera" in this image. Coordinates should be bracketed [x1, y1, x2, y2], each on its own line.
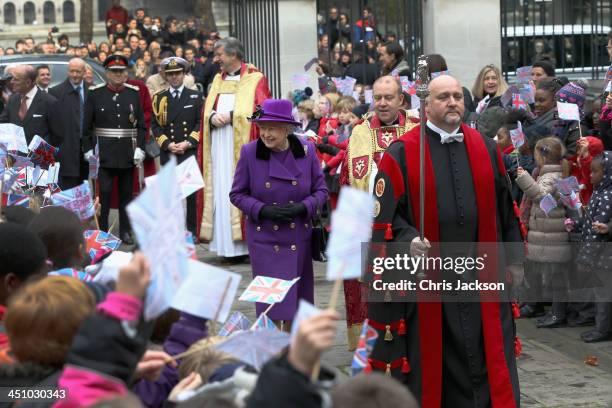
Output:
[51, 26, 59, 33]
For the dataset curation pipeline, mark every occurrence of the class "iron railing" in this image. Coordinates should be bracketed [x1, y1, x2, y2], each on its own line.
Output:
[228, 0, 282, 97]
[501, 0, 612, 80]
[316, 0, 423, 79]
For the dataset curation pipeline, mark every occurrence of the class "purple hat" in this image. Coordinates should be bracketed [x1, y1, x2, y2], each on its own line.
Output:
[249, 99, 300, 126]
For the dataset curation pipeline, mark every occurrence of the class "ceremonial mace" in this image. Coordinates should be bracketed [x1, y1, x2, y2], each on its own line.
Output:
[416, 56, 429, 242]
[415, 56, 430, 280]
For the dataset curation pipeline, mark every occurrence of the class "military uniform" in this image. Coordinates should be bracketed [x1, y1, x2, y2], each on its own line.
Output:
[83, 55, 146, 242]
[151, 57, 203, 236]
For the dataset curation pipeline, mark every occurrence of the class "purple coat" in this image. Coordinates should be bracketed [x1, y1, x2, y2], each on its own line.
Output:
[230, 135, 328, 320]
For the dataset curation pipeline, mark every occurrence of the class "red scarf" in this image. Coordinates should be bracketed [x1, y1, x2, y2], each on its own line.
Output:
[402, 124, 516, 408]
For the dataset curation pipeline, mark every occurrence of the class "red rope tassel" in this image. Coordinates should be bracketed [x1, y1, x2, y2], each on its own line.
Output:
[385, 224, 393, 240]
[401, 357, 411, 374]
[398, 318, 406, 335]
[511, 301, 520, 319]
[514, 336, 522, 358]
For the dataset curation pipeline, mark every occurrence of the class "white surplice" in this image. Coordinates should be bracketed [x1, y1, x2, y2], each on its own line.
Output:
[209, 74, 249, 257]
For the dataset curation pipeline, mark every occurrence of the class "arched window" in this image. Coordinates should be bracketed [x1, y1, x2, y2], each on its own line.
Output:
[63, 0, 75, 23]
[3, 3, 16, 25]
[23, 1, 36, 24]
[43, 1, 56, 24]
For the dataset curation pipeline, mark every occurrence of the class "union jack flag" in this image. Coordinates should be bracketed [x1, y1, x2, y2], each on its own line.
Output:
[509, 122, 525, 149]
[84, 229, 121, 264]
[238, 276, 301, 304]
[7, 194, 29, 207]
[51, 181, 95, 220]
[28, 135, 59, 169]
[253, 313, 278, 331]
[351, 319, 379, 376]
[2, 169, 22, 193]
[48, 267, 93, 282]
[184, 231, 197, 260]
[559, 190, 582, 210]
[218, 311, 252, 336]
[512, 94, 528, 111]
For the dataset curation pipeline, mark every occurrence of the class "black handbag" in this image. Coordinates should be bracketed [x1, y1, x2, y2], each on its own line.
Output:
[311, 215, 328, 262]
[144, 137, 161, 159]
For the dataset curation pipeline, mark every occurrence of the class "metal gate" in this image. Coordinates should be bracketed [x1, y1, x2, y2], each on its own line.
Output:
[228, 0, 282, 97]
[501, 0, 612, 79]
[316, 0, 423, 78]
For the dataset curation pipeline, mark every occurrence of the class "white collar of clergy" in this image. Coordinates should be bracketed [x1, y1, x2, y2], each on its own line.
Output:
[426, 120, 463, 144]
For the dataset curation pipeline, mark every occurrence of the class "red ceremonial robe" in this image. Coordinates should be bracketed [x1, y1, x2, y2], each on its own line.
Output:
[368, 124, 519, 408]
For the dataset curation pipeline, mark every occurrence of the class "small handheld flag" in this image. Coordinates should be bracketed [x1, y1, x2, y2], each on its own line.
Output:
[539, 194, 558, 216]
[239, 276, 301, 305]
[351, 319, 379, 376]
[51, 181, 95, 220]
[557, 102, 581, 121]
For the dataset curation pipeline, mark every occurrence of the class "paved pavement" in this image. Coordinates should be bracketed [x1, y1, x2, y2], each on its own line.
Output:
[194, 244, 612, 407]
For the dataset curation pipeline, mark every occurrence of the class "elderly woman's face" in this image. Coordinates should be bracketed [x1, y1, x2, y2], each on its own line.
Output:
[258, 122, 290, 151]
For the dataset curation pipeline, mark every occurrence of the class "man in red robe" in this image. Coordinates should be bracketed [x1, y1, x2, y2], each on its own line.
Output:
[367, 75, 523, 408]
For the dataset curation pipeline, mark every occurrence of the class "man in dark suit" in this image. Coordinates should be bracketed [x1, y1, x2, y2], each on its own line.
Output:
[83, 55, 146, 245]
[0, 64, 61, 146]
[151, 57, 202, 236]
[50, 58, 88, 190]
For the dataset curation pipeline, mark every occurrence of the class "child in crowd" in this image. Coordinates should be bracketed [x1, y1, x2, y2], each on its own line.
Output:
[28, 206, 90, 281]
[573, 136, 604, 204]
[0, 222, 48, 355]
[571, 152, 612, 342]
[497, 109, 536, 203]
[297, 99, 320, 135]
[516, 137, 571, 325]
[1, 276, 96, 387]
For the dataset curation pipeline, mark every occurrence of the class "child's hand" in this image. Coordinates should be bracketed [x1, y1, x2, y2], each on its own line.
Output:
[592, 221, 609, 235]
[564, 218, 575, 232]
[288, 310, 340, 376]
[576, 138, 590, 159]
[168, 372, 202, 402]
[116, 252, 151, 299]
[325, 121, 333, 135]
[516, 167, 525, 176]
[606, 94, 612, 109]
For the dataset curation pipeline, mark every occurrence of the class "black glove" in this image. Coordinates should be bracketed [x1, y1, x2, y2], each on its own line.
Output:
[259, 205, 292, 222]
[281, 203, 307, 218]
[322, 136, 330, 144]
[316, 143, 340, 155]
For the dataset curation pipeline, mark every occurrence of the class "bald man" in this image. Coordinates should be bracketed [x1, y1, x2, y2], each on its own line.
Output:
[48, 58, 89, 189]
[366, 75, 523, 407]
[0, 64, 60, 146]
[338, 75, 418, 350]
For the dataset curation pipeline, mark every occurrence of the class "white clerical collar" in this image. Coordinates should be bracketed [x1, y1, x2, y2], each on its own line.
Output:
[426, 120, 461, 137]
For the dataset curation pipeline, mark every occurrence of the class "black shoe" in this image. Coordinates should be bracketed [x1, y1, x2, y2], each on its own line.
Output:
[120, 232, 134, 246]
[581, 329, 597, 340]
[535, 314, 566, 328]
[582, 330, 612, 343]
[520, 304, 545, 318]
[567, 316, 595, 327]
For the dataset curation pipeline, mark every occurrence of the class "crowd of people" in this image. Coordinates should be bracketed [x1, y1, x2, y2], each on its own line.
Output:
[0, 0, 220, 97]
[1, 3, 612, 408]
